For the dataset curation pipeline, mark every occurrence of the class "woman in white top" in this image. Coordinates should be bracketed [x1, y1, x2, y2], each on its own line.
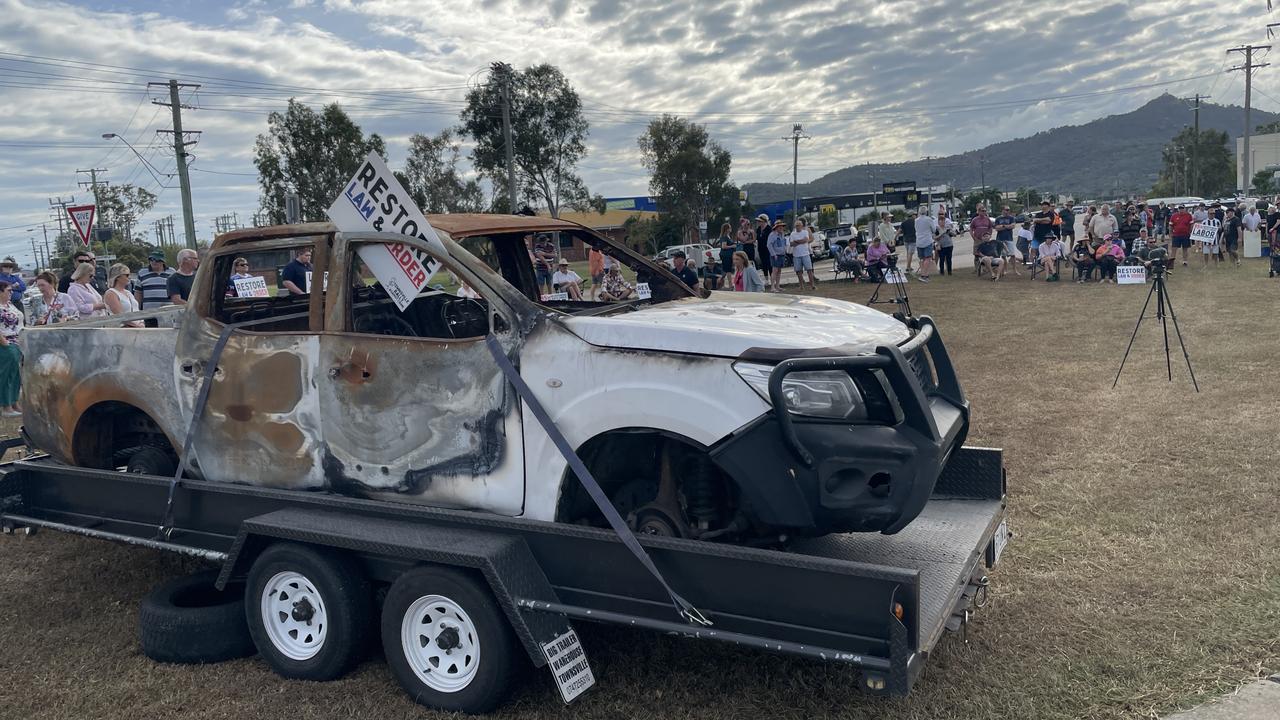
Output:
[789, 218, 817, 290]
[104, 263, 143, 327]
[67, 262, 108, 318]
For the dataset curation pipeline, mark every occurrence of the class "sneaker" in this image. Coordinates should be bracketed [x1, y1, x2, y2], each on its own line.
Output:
[918, 275, 930, 283]
[1, 410, 20, 418]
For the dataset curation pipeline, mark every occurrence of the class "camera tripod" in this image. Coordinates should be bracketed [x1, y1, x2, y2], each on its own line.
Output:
[1112, 264, 1199, 392]
[867, 255, 913, 320]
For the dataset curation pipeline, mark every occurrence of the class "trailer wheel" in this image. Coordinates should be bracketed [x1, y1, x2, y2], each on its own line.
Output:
[139, 569, 256, 664]
[245, 543, 371, 681]
[381, 566, 520, 714]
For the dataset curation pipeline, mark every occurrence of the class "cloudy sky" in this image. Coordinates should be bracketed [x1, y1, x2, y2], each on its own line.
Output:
[0, 0, 1271, 263]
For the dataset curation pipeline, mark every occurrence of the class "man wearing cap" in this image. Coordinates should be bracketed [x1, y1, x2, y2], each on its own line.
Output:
[669, 250, 700, 290]
[533, 234, 557, 295]
[550, 258, 583, 300]
[754, 214, 772, 274]
[1031, 200, 1056, 264]
[1168, 204, 1194, 267]
[0, 258, 25, 314]
[136, 251, 176, 310]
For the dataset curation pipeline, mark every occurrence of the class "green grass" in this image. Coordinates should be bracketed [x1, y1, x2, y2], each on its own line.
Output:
[0, 259, 1277, 719]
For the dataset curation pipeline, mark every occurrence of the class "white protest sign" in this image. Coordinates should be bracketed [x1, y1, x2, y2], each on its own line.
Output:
[1190, 220, 1220, 244]
[540, 292, 569, 301]
[635, 282, 651, 299]
[883, 270, 908, 284]
[1116, 265, 1147, 285]
[233, 276, 270, 297]
[541, 628, 594, 704]
[326, 152, 448, 311]
[67, 204, 96, 247]
[305, 271, 329, 294]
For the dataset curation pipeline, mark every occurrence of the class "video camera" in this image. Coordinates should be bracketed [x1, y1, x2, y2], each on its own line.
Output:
[1147, 246, 1168, 277]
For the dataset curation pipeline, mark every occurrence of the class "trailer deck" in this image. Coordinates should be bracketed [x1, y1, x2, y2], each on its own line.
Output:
[0, 445, 1007, 697]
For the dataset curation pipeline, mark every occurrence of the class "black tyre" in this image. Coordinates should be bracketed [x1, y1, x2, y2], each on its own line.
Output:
[139, 569, 256, 664]
[382, 566, 521, 715]
[126, 446, 176, 476]
[244, 543, 371, 681]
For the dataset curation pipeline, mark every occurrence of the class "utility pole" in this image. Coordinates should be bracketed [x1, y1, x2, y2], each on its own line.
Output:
[492, 62, 519, 213]
[1178, 94, 1208, 196]
[75, 168, 107, 252]
[150, 80, 201, 248]
[782, 124, 811, 222]
[1228, 45, 1271, 193]
[48, 196, 75, 255]
[920, 155, 938, 212]
[978, 156, 987, 194]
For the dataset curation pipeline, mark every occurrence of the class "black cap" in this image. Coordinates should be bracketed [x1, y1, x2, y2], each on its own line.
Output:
[148, 252, 164, 262]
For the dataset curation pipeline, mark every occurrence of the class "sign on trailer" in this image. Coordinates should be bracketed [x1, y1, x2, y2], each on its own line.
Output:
[66, 205, 96, 247]
[541, 628, 594, 703]
[326, 152, 447, 311]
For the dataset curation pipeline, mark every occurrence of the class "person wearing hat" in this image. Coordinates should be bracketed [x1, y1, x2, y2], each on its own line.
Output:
[135, 251, 176, 310]
[1037, 232, 1063, 281]
[550, 258, 583, 300]
[104, 263, 143, 327]
[0, 257, 26, 315]
[754, 213, 772, 276]
[598, 263, 636, 301]
[766, 219, 789, 291]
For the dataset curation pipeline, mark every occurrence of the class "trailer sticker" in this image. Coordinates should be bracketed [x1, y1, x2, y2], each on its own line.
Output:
[541, 628, 594, 703]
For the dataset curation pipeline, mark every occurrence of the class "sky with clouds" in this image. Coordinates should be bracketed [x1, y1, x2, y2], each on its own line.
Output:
[0, 0, 1272, 264]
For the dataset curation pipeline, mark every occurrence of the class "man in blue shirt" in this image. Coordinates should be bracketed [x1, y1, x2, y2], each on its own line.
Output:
[993, 207, 1020, 275]
[280, 247, 313, 296]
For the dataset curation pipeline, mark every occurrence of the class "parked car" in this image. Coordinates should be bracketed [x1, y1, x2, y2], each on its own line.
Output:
[22, 214, 969, 543]
[809, 230, 830, 259]
[823, 224, 865, 253]
[653, 243, 717, 270]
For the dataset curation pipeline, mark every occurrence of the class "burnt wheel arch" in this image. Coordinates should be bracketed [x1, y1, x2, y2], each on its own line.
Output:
[72, 401, 177, 471]
[555, 428, 741, 539]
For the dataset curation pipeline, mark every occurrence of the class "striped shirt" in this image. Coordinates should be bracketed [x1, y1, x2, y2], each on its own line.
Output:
[136, 266, 175, 309]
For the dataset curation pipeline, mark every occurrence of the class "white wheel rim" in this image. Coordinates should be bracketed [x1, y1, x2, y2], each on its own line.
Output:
[260, 571, 328, 661]
[401, 594, 481, 693]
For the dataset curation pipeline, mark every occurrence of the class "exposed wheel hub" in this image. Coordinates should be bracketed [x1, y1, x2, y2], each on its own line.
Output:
[291, 597, 315, 623]
[436, 626, 461, 652]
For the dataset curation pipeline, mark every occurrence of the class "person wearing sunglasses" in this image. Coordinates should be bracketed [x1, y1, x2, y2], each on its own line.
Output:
[227, 257, 253, 297]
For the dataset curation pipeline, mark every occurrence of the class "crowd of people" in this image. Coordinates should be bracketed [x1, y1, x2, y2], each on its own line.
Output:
[0, 247, 205, 419]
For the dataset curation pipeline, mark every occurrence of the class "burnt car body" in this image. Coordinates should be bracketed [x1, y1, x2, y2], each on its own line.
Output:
[20, 215, 968, 541]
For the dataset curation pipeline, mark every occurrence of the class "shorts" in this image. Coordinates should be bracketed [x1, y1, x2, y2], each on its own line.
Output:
[771, 253, 788, 268]
[792, 254, 813, 271]
[916, 245, 934, 259]
[1224, 237, 1238, 251]
[1172, 235, 1191, 248]
[591, 272, 604, 285]
[1016, 237, 1030, 256]
[1000, 239, 1017, 256]
[905, 242, 916, 254]
[1060, 228, 1076, 239]
[536, 267, 553, 286]
[1201, 242, 1218, 255]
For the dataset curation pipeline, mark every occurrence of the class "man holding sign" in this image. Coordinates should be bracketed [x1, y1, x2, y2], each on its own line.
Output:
[1191, 217, 1220, 270]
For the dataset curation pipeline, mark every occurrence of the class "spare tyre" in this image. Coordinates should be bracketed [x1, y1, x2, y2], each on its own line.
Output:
[140, 569, 256, 664]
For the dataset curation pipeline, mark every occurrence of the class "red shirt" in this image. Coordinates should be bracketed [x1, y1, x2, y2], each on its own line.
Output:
[1169, 211, 1194, 237]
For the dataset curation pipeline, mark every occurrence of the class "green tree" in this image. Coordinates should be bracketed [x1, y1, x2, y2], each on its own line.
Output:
[624, 214, 687, 255]
[254, 99, 386, 224]
[962, 188, 1004, 216]
[460, 63, 599, 217]
[816, 207, 838, 230]
[94, 184, 157, 243]
[399, 129, 484, 214]
[1154, 128, 1233, 198]
[1251, 169, 1279, 195]
[1256, 120, 1280, 134]
[637, 115, 733, 237]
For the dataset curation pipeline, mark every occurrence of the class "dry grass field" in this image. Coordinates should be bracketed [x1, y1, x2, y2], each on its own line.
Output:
[0, 260, 1277, 719]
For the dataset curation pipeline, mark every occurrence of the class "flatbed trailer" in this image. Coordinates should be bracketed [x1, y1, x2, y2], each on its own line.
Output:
[0, 445, 1009, 712]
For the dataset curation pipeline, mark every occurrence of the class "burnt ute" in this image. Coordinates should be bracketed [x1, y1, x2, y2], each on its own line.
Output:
[21, 215, 966, 541]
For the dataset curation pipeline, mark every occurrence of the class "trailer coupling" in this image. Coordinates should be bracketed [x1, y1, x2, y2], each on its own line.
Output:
[945, 572, 991, 639]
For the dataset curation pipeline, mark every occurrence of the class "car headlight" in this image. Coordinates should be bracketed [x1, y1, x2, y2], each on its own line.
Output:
[733, 362, 866, 420]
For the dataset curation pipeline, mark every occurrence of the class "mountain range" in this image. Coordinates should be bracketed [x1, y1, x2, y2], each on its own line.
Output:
[742, 94, 1278, 202]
